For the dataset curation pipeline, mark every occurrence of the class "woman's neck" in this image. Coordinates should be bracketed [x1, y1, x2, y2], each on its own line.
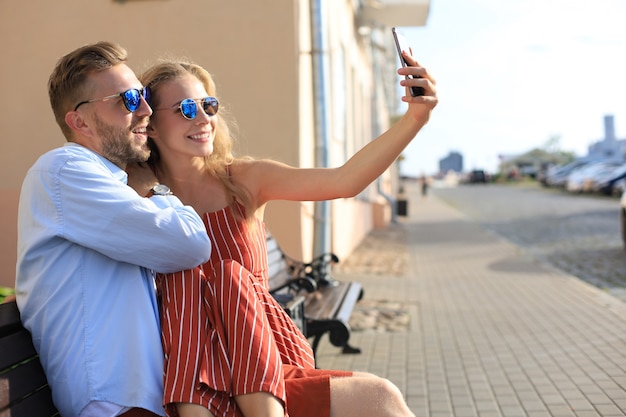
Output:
[155, 157, 230, 213]
[156, 156, 205, 191]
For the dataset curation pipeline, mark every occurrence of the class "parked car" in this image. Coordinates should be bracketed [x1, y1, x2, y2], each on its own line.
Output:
[544, 160, 589, 188]
[591, 163, 626, 195]
[613, 178, 626, 197]
[621, 190, 626, 249]
[469, 169, 487, 183]
[565, 162, 619, 193]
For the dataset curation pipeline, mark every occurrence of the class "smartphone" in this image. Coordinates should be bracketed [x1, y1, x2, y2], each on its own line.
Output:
[392, 27, 425, 97]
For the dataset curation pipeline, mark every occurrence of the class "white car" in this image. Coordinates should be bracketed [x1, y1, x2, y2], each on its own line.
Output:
[621, 190, 626, 248]
[591, 164, 626, 195]
[566, 162, 619, 193]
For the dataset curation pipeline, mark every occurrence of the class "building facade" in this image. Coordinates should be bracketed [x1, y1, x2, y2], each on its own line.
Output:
[0, 0, 429, 287]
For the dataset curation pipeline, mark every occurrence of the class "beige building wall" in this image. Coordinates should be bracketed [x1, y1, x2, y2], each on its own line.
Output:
[0, 0, 428, 287]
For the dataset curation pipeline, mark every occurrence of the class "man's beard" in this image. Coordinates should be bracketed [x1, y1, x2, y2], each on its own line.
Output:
[94, 115, 150, 167]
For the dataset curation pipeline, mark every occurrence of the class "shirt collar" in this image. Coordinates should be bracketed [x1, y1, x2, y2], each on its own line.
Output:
[63, 142, 128, 184]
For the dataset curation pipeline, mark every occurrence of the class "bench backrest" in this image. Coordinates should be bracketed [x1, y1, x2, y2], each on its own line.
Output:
[266, 232, 297, 294]
[0, 301, 59, 417]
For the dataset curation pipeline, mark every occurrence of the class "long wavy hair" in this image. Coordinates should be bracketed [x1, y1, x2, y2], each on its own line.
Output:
[139, 60, 254, 222]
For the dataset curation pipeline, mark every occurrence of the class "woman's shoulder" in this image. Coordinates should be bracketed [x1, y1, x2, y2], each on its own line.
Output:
[231, 157, 290, 171]
[229, 158, 281, 177]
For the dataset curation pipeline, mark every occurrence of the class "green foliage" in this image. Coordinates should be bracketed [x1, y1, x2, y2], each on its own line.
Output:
[555, 151, 576, 165]
[0, 286, 15, 303]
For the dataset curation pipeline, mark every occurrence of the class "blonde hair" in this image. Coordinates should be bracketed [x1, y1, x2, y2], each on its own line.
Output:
[139, 60, 255, 222]
[49, 41, 128, 140]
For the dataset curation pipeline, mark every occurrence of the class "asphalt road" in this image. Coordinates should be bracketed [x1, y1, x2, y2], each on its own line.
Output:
[431, 182, 626, 303]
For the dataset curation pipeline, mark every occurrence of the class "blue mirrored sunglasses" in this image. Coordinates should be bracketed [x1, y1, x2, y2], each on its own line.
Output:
[73, 87, 151, 112]
[154, 97, 219, 120]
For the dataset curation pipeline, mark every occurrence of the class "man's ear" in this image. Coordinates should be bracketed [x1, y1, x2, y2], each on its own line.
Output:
[65, 111, 94, 138]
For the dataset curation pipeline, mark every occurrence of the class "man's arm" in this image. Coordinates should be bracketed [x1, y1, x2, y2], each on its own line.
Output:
[44, 155, 210, 272]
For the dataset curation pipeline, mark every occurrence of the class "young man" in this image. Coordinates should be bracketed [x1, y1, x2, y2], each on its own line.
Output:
[15, 41, 212, 417]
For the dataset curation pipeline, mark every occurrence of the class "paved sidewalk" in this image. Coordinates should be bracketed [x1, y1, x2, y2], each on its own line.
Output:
[315, 184, 626, 417]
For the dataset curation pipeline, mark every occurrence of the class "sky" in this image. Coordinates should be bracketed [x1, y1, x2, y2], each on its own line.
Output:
[396, 0, 626, 177]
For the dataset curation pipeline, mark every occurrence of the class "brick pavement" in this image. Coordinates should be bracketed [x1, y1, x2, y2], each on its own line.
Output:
[315, 183, 626, 417]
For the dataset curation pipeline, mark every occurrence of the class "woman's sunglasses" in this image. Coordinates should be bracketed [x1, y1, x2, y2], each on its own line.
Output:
[154, 97, 219, 120]
[73, 87, 151, 112]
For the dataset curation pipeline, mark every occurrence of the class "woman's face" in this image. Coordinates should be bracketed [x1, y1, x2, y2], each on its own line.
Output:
[148, 73, 217, 160]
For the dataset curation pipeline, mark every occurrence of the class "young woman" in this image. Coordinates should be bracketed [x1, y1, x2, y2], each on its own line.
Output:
[136, 52, 436, 417]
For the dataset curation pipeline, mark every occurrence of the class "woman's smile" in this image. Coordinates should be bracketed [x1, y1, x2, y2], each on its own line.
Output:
[187, 131, 212, 142]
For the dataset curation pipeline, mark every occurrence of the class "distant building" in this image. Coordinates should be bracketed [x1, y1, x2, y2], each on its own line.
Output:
[587, 115, 626, 163]
[439, 151, 463, 174]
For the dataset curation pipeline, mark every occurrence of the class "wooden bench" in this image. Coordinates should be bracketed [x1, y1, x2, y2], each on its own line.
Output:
[0, 300, 59, 417]
[266, 233, 364, 359]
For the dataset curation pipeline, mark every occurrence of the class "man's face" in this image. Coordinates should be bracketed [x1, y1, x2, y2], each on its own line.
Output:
[93, 112, 151, 167]
[74, 64, 152, 168]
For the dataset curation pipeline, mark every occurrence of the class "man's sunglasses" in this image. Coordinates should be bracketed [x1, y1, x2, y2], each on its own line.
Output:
[154, 97, 219, 120]
[73, 87, 151, 112]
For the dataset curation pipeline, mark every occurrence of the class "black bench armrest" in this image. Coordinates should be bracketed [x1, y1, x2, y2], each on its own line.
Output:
[283, 252, 339, 287]
[268, 271, 317, 295]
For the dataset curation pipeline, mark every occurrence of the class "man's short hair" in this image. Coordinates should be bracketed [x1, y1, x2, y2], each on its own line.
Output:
[48, 41, 128, 140]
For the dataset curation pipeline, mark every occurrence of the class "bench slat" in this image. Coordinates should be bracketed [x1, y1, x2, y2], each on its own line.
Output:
[332, 283, 363, 324]
[0, 301, 59, 417]
[0, 358, 50, 408]
[0, 301, 21, 334]
[0, 327, 39, 370]
[0, 386, 58, 417]
[303, 283, 350, 320]
[266, 250, 284, 271]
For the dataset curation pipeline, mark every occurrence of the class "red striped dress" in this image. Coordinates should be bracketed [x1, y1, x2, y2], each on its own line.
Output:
[156, 202, 350, 417]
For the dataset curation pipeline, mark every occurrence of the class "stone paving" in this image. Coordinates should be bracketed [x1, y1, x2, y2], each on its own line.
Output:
[314, 183, 626, 417]
[433, 184, 626, 304]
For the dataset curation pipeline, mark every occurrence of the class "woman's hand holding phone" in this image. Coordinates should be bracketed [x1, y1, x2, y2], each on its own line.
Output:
[392, 27, 425, 97]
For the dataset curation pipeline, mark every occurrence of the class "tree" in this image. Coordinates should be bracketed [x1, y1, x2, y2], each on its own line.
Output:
[542, 135, 562, 154]
[542, 134, 576, 165]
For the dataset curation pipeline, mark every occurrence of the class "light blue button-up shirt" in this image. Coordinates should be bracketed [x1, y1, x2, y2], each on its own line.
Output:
[15, 143, 211, 417]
